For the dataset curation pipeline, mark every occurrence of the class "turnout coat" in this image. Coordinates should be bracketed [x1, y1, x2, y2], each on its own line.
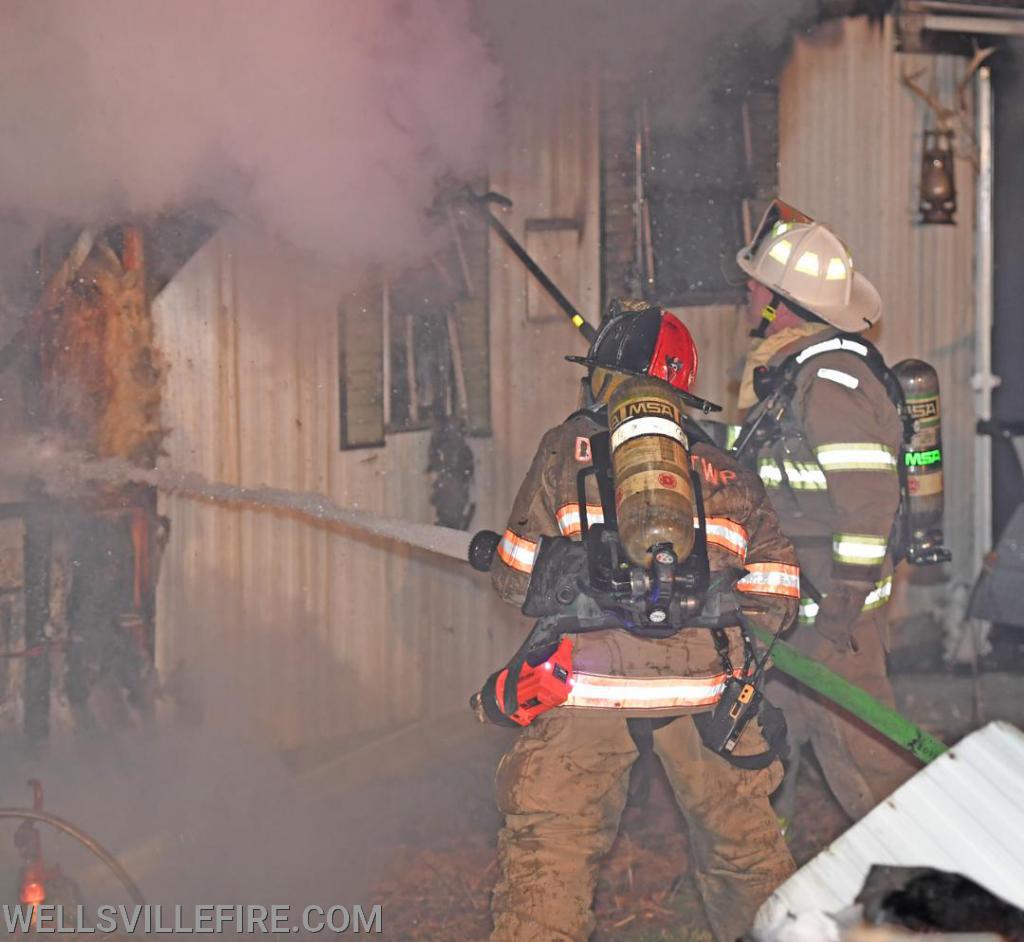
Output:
[491, 407, 799, 718]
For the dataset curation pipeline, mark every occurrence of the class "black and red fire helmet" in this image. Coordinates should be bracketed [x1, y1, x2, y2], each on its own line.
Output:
[566, 306, 699, 393]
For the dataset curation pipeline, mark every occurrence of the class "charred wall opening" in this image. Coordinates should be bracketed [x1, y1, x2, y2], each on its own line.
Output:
[0, 218, 214, 746]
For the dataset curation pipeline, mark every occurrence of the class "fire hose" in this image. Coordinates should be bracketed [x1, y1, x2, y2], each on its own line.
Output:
[768, 575, 947, 763]
[0, 807, 145, 905]
[745, 625, 947, 764]
[468, 530, 947, 765]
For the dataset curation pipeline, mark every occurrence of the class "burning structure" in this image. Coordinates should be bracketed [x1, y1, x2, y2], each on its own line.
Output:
[0, 1, 1023, 939]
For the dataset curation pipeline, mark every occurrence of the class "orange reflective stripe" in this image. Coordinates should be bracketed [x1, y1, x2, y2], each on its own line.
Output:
[736, 562, 801, 598]
[564, 666, 752, 711]
[700, 516, 749, 561]
[555, 503, 605, 537]
[497, 529, 539, 574]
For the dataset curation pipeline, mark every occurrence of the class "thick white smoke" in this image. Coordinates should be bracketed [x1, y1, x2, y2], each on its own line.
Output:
[0, 0, 499, 265]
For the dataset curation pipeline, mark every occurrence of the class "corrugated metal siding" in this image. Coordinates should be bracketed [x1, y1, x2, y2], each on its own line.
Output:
[487, 70, 602, 516]
[779, 16, 978, 593]
[153, 230, 520, 750]
[758, 720, 1024, 923]
[153, 73, 602, 752]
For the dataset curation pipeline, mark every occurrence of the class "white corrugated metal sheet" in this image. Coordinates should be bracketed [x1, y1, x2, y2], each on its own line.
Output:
[152, 72, 601, 753]
[779, 16, 978, 594]
[152, 229, 522, 750]
[487, 70, 602, 515]
[758, 720, 1024, 926]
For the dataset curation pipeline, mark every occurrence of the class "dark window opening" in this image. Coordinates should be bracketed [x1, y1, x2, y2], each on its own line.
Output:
[386, 266, 462, 434]
[601, 77, 779, 308]
[338, 199, 490, 450]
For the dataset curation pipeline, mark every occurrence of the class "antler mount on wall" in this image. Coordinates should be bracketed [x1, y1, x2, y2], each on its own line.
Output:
[900, 44, 995, 224]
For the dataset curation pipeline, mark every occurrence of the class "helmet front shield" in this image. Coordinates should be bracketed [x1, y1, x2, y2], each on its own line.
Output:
[744, 200, 815, 264]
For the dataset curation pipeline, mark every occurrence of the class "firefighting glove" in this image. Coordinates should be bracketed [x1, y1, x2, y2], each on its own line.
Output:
[814, 581, 871, 650]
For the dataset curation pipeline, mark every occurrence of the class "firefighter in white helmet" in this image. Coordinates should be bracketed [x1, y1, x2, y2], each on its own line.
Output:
[733, 202, 916, 829]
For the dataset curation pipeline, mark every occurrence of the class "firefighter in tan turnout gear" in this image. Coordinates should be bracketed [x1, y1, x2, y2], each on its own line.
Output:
[478, 301, 799, 942]
[734, 202, 917, 824]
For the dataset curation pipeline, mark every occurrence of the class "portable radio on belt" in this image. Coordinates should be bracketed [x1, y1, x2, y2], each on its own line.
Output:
[692, 622, 786, 767]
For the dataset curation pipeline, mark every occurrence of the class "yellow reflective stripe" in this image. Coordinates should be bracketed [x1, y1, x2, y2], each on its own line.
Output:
[863, 574, 894, 611]
[701, 516, 749, 561]
[795, 337, 868, 363]
[794, 250, 820, 276]
[758, 459, 827, 490]
[832, 533, 888, 566]
[737, 562, 801, 599]
[555, 503, 605, 537]
[783, 461, 828, 489]
[564, 668, 750, 711]
[815, 367, 859, 389]
[798, 598, 819, 623]
[769, 239, 793, 265]
[825, 257, 848, 281]
[497, 529, 538, 573]
[798, 575, 893, 623]
[815, 443, 897, 472]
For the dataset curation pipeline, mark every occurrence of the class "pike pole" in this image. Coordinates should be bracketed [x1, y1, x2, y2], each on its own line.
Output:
[457, 189, 598, 344]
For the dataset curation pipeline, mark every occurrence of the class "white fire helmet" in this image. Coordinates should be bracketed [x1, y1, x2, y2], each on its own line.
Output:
[737, 201, 881, 332]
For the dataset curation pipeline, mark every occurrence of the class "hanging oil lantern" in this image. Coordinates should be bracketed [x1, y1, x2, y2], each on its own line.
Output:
[919, 129, 956, 225]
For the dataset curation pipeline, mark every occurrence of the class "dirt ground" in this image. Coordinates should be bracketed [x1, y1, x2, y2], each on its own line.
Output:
[372, 753, 848, 942]
[368, 650, 1022, 941]
[4, 656, 1013, 941]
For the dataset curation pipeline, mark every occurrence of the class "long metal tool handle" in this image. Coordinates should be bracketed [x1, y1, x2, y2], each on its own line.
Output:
[464, 191, 597, 344]
[748, 625, 947, 764]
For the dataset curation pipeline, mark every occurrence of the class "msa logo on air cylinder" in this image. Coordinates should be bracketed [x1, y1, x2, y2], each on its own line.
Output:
[893, 358, 950, 565]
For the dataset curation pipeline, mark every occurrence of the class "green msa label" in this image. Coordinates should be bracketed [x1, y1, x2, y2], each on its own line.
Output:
[905, 448, 942, 467]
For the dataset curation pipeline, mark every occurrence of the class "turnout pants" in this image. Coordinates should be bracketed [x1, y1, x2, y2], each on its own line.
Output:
[768, 609, 916, 822]
[490, 710, 794, 942]
[770, 541, 917, 823]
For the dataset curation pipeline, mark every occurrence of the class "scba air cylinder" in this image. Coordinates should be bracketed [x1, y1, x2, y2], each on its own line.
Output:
[608, 376, 695, 568]
[894, 358, 948, 561]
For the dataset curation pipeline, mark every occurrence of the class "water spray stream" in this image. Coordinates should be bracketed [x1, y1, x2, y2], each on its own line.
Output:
[16, 442, 474, 564]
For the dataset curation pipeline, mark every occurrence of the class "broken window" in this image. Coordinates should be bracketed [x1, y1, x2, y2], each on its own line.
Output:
[338, 204, 490, 450]
[600, 79, 779, 307]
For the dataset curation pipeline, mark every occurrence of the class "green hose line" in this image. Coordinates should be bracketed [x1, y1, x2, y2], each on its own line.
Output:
[750, 626, 948, 764]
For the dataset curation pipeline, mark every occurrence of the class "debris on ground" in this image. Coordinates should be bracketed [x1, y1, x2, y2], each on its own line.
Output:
[372, 761, 847, 941]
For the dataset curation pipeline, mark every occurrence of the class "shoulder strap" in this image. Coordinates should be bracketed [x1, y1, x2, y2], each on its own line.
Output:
[682, 415, 716, 448]
[566, 403, 608, 426]
[734, 333, 903, 463]
[780, 334, 900, 405]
